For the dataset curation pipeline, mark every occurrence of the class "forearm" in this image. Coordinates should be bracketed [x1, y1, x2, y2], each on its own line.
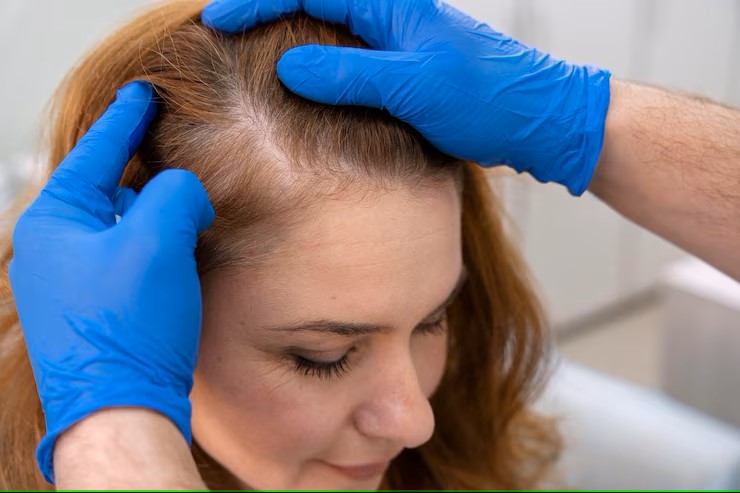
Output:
[54, 408, 206, 490]
[590, 79, 740, 279]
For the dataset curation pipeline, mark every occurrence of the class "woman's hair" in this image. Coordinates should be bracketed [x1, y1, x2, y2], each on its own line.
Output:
[0, 0, 560, 488]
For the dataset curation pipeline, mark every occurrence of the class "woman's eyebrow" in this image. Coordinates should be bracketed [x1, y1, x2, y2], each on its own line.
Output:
[265, 266, 469, 337]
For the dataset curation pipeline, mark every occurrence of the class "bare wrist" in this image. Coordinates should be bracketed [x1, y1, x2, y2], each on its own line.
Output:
[54, 407, 204, 489]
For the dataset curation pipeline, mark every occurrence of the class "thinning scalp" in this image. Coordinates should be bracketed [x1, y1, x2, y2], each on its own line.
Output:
[127, 15, 461, 271]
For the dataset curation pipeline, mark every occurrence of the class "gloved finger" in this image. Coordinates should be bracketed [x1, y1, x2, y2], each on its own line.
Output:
[51, 80, 157, 200]
[202, 0, 420, 49]
[202, 0, 300, 34]
[277, 44, 430, 115]
[112, 186, 139, 217]
[121, 169, 215, 245]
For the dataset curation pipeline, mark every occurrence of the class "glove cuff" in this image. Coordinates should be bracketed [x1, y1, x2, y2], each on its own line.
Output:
[567, 66, 612, 196]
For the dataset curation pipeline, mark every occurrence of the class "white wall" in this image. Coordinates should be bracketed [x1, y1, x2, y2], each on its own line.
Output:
[0, 0, 152, 158]
[1, 0, 738, 327]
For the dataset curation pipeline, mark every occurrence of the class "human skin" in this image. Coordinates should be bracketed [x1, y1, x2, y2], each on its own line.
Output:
[590, 79, 740, 280]
[190, 179, 464, 490]
[56, 177, 464, 489]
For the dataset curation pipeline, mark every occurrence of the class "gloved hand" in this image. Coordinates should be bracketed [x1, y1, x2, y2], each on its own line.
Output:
[8, 80, 215, 483]
[202, 0, 611, 195]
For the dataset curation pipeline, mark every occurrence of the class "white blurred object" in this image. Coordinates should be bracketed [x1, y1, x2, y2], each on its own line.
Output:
[0, 153, 38, 208]
[539, 359, 740, 489]
[660, 258, 740, 429]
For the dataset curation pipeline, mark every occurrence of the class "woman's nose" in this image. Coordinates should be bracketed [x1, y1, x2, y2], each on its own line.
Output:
[352, 357, 436, 449]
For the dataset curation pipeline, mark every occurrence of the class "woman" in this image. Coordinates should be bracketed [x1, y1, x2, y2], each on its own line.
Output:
[0, 0, 559, 488]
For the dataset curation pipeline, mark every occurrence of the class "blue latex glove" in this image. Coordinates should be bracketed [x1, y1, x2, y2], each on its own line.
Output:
[8, 80, 215, 483]
[202, 0, 611, 195]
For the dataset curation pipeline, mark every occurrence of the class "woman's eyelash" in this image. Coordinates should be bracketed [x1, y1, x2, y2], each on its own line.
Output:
[291, 313, 449, 380]
[417, 313, 449, 335]
[293, 353, 352, 380]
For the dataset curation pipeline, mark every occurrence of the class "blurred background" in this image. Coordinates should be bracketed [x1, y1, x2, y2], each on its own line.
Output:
[1, 0, 739, 488]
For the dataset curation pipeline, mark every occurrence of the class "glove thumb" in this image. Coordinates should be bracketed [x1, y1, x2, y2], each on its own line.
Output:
[277, 44, 435, 116]
[121, 169, 215, 247]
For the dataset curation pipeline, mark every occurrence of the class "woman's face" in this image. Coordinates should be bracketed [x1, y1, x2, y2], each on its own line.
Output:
[190, 178, 465, 489]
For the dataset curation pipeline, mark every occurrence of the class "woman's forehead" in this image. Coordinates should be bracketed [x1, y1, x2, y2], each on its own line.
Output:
[262, 181, 461, 277]
[204, 181, 463, 329]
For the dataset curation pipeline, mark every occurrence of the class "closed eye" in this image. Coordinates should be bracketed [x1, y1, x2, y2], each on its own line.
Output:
[290, 311, 450, 380]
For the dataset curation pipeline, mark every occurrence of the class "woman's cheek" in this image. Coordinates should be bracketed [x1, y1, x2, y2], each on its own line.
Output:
[193, 345, 344, 459]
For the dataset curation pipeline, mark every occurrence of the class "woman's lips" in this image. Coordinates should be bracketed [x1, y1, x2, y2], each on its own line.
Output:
[323, 460, 390, 481]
